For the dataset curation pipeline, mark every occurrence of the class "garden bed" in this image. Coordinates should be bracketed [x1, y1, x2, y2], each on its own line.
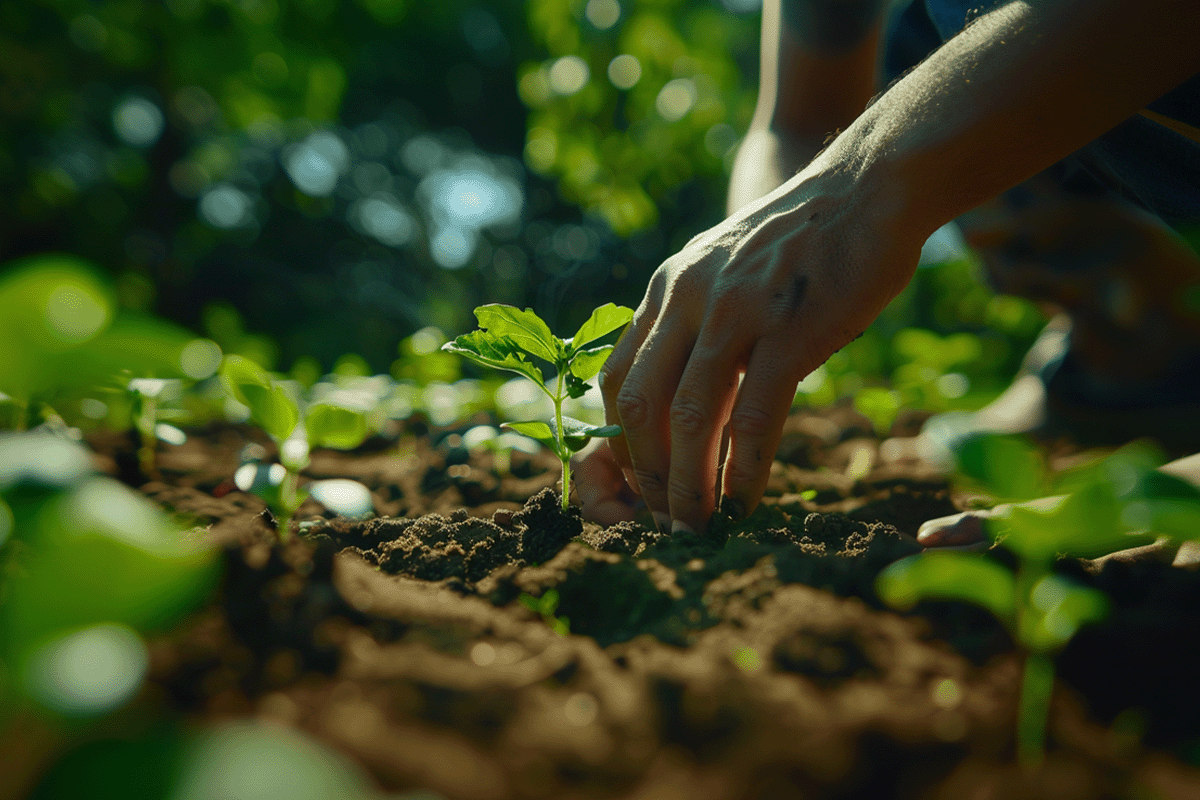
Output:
[77, 407, 1200, 798]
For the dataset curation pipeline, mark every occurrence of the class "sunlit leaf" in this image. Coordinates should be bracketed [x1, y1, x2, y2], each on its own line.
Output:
[503, 420, 559, 454]
[443, 332, 545, 386]
[219, 355, 273, 407]
[568, 303, 633, 353]
[474, 304, 560, 363]
[568, 344, 613, 381]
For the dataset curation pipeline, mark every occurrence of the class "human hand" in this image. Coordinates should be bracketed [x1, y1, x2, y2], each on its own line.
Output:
[597, 165, 924, 534]
[571, 438, 640, 526]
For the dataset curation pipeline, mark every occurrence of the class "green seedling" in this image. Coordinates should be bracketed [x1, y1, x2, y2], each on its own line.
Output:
[443, 303, 633, 511]
[519, 589, 570, 637]
[219, 355, 370, 539]
[876, 433, 1200, 766]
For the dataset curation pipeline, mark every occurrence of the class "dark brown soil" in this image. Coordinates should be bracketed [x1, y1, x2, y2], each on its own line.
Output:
[60, 407, 1200, 798]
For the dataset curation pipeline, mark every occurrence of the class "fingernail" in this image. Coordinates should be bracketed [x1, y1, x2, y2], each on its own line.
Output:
[653, 512, 671, 533]
[719, 495, 746, 521]
[671, 519, 695, 535]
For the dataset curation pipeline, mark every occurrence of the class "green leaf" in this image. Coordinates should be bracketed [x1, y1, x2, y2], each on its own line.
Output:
[559, 416, 621, 439]
[998, 490, 1157, 562]
[1020, 575, 1109, 652]
[474, 304, 560, 363]
[876, 551, 1017, 623]
[956, 434, 1048, 502]
[565, 371, 589, 399]
[219, 355, 273, 407]
[568, 303, 633, 353]
[503, 420, 561, 456]
[559, 416, 621, 454]
[305, 403, 369, 451]
[443, 332, 544, 386]
[241, 383, 299, 442]
[568, 344, 613, 382]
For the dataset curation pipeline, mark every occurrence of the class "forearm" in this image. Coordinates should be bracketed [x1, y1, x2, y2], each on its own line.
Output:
[728, 0, 885, 213]
[813, 0, 1200, 238]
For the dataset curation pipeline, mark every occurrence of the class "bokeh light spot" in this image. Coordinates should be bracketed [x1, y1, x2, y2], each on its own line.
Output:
[607, 54, 641, 90]
[180, 338, 223, 379]
[656, 78, 697, 121]
[113, 97, 165, 147]
[585, 0, 621, 29]
[199, 184, 253, 229]
[45, 283, 109, 343]
[430, 227, 475, 270]
[549, 56, 589, 96]
[353, 197, 417, 246]
[25, 624, 148, 716]
[309, 479, 374, 518]
[283, 131, 349, 197]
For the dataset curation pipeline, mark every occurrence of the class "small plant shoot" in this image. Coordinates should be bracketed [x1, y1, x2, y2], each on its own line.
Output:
[444, 303, 633, 510]
[220, 355, 370, 539]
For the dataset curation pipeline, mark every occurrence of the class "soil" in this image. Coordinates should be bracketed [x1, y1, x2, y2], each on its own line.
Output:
[49, 406, 1200, 797]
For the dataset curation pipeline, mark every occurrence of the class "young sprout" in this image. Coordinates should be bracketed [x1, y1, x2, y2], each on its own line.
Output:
[876, 434, 1200, 766]
[443, 303, 633, 511]
[519, 589, 569, 637]
[220, 355, 370, 539]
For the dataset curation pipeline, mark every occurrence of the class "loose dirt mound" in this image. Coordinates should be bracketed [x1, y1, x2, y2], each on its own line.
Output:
[104, 409, 1200, 798]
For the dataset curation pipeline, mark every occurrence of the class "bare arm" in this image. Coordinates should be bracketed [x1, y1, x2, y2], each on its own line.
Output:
[601, 0, 1200, 535]
[728, 0, 886, 212]
[820, 0, 1200, 237]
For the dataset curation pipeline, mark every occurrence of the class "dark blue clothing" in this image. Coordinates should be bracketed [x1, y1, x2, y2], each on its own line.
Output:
[885, 0, 1200, 223]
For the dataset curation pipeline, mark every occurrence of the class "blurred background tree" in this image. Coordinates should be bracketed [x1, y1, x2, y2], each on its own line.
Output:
[0, 0, 1040, 409]
[0, 0, 762, 375]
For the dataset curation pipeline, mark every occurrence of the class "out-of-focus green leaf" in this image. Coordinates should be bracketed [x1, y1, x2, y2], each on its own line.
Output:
[305, 403, 369, 450]
[876, 551, 1017, 622]
[3, 476, 218, 661]
[956, 434, 1048, 502]
[854, 387, 901, 436]
[1020, 574, 1109, 652]
[220, 356, 299, 442]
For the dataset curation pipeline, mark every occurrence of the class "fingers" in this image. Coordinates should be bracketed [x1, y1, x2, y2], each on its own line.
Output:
[719, 338, 804, 520]
[664, 327, 744, 533]
[915, 511, 992, 548]
[572, 439, 637, 525]
[598, 277, 663, 490]
[612, 318, 695, 529]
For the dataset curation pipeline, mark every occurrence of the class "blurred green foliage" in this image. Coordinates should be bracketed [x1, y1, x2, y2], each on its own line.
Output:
[878, 433, 1200, 764]
[0, 0, 1038, 406]
[0, 0, 753, 375]
[520, 0, 757, 234]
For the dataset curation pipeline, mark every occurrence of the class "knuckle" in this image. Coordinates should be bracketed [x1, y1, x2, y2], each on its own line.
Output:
[722, 456, 763, 492]
[668, 395, 709, 437]
[668, 474, 703, 510]
[632, 467, 666, 496]
[729, 404, 775, 441]
[615, 388, 652, 429]
[597, 363, 620, 396]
